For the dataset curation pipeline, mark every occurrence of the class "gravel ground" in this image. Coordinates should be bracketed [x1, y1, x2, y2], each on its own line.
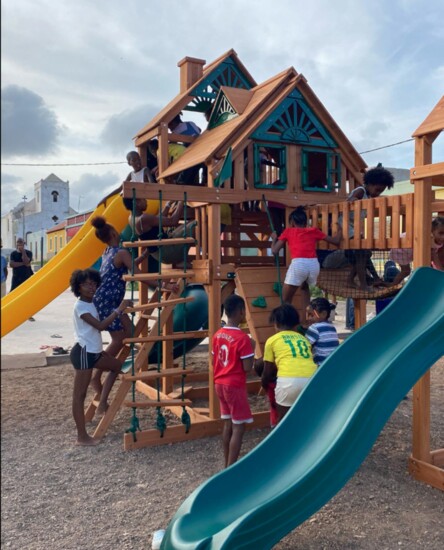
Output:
[1, 348, 443, 550]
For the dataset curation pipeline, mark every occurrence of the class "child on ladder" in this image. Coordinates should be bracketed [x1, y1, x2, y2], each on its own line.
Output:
[271, 206, 342, 307]
[69, 268, 132, 446]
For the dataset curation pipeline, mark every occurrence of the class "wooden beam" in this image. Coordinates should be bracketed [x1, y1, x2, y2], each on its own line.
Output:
[410, 162, 444, 181]
[408, 456, 444, 492]
[123, 411, 270, 450]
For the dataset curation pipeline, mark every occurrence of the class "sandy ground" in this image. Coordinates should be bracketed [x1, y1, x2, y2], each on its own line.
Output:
[1, 280, 443, 549]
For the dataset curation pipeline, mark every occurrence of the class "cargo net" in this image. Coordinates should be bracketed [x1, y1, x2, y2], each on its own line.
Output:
[316, 249, 406, 300]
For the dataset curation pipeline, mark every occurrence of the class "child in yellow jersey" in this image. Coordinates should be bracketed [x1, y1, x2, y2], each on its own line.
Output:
[261, 304, 317, 423]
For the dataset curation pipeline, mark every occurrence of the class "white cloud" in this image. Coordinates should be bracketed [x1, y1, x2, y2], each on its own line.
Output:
[1, 0, 444, 214]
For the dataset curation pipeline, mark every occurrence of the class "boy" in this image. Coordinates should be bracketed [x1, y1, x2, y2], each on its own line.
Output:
[345, 165, 394, 290]
[212, 294, 255, 467]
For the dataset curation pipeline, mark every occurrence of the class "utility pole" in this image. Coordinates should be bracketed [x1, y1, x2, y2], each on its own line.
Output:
[22, 195, 27, 241]
[77, 195, 83, 212]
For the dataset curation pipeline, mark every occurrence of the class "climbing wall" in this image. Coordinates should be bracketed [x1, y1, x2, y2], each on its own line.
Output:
[235, 267, 308, 356]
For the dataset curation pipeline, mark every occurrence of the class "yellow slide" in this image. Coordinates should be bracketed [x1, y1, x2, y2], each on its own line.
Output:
[1, 195, 158, 337]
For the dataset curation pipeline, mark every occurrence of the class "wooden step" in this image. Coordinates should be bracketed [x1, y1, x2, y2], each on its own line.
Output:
[124, 330, 208, 344]
[123, 399, 192, 408]
[123, 270, 195, 282]
[124, 237, 196, 248]
[122, 367, 194, 382]
[126, 296, 195, 313]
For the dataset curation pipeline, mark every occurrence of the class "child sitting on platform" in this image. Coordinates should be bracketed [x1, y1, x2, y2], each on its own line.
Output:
[344, 165, 394, 291]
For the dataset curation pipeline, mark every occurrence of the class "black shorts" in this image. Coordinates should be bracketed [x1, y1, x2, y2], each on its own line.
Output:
[70, 343, 102, 371]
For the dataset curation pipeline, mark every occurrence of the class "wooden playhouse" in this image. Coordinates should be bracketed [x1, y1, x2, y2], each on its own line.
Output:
[88, 50, 443, 491]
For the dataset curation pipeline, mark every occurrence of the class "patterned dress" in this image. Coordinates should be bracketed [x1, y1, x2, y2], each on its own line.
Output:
[93, 246, 127, 332]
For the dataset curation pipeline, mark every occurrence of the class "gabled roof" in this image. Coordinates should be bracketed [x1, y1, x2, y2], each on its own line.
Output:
[134, 49, 256, 143]
[161, 67, 366, 179]
[41, 173, 67, 184]
[413, 95, 444, 137]
[219, 86, 253, 115]
[161, 69, 295, 177]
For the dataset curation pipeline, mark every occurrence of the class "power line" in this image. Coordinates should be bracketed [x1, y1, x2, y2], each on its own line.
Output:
[1, 161, 126, 166]
[1, 138, 416, 166]
[358, 138, 414, 154]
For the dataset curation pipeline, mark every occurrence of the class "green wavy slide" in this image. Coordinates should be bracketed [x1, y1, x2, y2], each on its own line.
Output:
[161, 267, 444, 550]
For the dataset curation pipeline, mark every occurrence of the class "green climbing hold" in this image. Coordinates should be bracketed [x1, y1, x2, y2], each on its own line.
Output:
[273, 282, 282, 296]
[252, 296, 267, 308]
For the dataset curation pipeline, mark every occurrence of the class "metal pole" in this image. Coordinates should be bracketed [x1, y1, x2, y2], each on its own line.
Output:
[40, 232, 44, 267]
[22, 195, 27, 240]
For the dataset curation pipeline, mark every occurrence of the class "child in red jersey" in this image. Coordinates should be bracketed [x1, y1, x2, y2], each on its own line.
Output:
[271, 206, 341, 306]
[212, 294, 255, 467]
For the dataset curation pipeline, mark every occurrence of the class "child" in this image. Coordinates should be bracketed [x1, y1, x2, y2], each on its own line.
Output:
[253, 358, 278, 429]
[212, 294, 255, 467]
[344, 165, 394, 290]
[260, 304, 317, 423]
[69, 268, 132, 446]
[91, 216, 143, 357]
[271, 206, 342, 306]
[431, 216, 444, 270]
[305, 298, 339, 366]
[97, 151, 155, 207]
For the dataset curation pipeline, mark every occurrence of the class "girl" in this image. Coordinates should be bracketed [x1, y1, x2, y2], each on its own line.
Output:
[260, 304, 317, 423]
[271, 206, 342, 306]
[69, 268, 132, 446]
[91, 216, 142, 357]
[305, 297, 339, 366]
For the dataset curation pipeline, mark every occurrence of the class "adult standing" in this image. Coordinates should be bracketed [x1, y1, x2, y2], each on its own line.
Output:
[9, 238, 35, 320]
[1, 238, 8, 298]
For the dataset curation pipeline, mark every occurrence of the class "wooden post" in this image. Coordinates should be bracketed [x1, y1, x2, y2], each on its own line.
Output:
[412, 134, 433, 462]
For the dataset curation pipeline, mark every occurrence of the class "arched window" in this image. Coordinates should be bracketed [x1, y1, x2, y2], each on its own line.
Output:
[51, 190, 59, 203]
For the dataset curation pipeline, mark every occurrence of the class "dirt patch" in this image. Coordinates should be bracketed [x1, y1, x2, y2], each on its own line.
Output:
[1, 349, 443, 549]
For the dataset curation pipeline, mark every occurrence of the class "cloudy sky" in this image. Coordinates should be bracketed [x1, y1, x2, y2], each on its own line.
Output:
[2, 0, 443, 215]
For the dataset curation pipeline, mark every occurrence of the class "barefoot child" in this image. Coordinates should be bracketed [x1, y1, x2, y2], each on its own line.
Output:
[212, 294, 255, 467]
[69, 268, 132, 446]
[271, 206, 341, 306]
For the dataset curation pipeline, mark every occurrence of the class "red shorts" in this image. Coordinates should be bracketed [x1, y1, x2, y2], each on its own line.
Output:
[215, 383, 253, 424]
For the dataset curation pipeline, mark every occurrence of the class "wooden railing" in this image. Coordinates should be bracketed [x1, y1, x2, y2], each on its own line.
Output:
[309, 194, 415, 250]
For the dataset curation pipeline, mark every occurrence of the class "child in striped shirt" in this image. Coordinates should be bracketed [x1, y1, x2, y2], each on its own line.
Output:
[305, 298, 339, 366]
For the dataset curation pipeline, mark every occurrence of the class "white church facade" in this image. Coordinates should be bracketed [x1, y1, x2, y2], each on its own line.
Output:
[1, 174, 76, 252]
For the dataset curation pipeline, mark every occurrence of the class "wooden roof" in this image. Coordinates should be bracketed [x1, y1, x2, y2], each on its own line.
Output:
[161, 70, 294, 178]
[134, 49, 256, 143]
[219, 86, 253, 114]
[161, 67, 366, 180]
[413, 95, 444, 137]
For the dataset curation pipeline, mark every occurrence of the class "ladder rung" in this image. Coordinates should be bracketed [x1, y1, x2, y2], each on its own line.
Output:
[124, 331, 208, 344]
[123, 399, 192, 408]
[123, 270, 195, 282]
[124, 238, 196, 248]
[126, 296, 195, 313]
[122, 367, 194, 381]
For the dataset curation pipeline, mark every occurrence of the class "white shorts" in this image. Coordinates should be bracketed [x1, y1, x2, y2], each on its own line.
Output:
[285, 258, 320, 287]
[275, 377, 311, 407]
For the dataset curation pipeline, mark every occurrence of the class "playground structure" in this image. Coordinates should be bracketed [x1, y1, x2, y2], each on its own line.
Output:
[1, 51, 442, 511]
